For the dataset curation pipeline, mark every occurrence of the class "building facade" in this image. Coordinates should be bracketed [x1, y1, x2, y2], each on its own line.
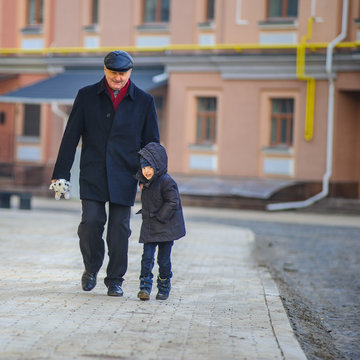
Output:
[0, 0, 359, 201]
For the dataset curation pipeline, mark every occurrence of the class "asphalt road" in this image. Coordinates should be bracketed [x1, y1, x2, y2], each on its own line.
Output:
[190, 210, 360, 360]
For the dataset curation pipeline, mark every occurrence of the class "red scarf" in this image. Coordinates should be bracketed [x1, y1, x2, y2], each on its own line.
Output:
[105, 79, 130, 111]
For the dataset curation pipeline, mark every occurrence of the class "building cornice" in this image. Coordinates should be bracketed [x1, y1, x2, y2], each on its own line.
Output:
[0, 53, 358, 80]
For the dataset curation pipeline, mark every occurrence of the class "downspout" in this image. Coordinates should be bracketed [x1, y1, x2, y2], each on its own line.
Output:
[51, 102, 68, 131]
[267, 0, 349, 211]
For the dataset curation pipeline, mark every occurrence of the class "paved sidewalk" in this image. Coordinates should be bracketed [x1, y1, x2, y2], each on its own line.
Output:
[0, 197, 307, 360]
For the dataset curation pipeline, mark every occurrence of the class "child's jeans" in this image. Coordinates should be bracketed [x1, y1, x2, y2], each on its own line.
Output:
[140, 241, 174, 291]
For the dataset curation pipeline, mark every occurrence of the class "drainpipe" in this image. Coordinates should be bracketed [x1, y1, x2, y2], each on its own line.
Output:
[51, 102, 68, 131]
[267, 0, 349, 211]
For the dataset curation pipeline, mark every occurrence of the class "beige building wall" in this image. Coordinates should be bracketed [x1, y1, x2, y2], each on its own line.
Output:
[100, 0, 134, 47]
[333, 91, 360, 181]
[0, 0, 359, 197]
[220, 0, 262, 44]
[0, 0, 17, 48]
[170, 0, 197, 44]
[332, 72, 360, 195]
[166, 72, 188, 173]
[295, 80, 329, 180]
[0, 103, 15, 165]
[220, 79, 259, 177]
[53, 1, 83, 47]
[2, 0, 359, 50]
[166, 72, 337, 182]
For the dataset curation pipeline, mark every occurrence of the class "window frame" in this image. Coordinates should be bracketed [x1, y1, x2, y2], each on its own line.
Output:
[196, 97, 217, 145]
[23, 104, 41, 137]
[205, 0, 215, 21]
[142, 0, 170, 24]
[0, 112, 5, 125]
[26, 0, 44, 26]
[91, 0, 99, 25]
[269, 98, 294, 147]
[266, 0, 298, 21]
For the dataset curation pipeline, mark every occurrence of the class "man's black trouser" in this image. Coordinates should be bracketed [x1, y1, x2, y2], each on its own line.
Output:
[78, 199, 131, 286]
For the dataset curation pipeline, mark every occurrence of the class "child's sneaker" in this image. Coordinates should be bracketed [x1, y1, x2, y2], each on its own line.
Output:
[156, 276, 171, 300]
[155, 291, 169, 300]
[137, 289, 150, 301]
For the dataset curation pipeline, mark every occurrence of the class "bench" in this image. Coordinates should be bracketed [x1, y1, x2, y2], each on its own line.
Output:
[0, 191, 32, 210]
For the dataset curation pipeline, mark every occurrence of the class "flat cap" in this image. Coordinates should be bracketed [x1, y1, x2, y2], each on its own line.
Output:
[104, 50, 134, 72]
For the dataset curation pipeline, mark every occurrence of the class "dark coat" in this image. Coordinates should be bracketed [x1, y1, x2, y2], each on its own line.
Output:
[52, 77, 160, 206]
[136, 142, 186, 244]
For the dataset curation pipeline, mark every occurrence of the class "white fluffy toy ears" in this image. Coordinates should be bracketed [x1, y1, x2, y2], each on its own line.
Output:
[49, 179, 71, 200]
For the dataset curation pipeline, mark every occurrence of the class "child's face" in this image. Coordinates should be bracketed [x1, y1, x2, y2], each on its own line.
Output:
[142, 166, 154, 180]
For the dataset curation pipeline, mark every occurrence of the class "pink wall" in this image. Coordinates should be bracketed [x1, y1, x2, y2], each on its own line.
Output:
[332, 73, 360, 185]
[295, 81, 328, 179]
[0, 103, 15, 163]
[100, 0, 134, 47]
[221, 0, 265, 44]
[333, 91, 360, 181]
[53, 0, 82, 47]
[166, 72, 188, 173]
[171, 0, 197, 44]
[166, 71, 334, 180]
[3, 0, 359, 50]
[0, 0, 17, 48]
[219, 79, 260, 176]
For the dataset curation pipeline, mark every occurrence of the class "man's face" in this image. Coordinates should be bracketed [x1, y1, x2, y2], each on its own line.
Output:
[104, 66, 132, 91]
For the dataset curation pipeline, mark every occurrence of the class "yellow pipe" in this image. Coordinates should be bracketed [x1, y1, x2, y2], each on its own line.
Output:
[305, 78, 315, 141]
[0, 41, 358, 55]
[297, 17, 313, 79]
[0, 39, 358, 143]
[296, 16, 316, 141]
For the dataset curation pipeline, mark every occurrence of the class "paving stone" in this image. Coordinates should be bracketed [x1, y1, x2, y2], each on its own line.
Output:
[0, 198, 307, 360]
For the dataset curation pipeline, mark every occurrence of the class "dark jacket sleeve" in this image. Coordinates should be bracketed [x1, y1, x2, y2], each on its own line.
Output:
[52, 92, 84, 180]
[155, 177, 180, 223]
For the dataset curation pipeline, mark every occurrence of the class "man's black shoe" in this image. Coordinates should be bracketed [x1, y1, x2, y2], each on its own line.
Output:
[81, 271, 97, 291]
[107, 284, 123, 297]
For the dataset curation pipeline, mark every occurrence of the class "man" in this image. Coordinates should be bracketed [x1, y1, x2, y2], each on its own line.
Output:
[51, 50, 160, 296]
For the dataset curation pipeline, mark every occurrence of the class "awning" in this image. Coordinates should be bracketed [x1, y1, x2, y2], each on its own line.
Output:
[0, 68, 167, 105]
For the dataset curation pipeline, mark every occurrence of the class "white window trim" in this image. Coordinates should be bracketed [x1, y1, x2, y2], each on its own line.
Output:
[236, 0, 248, 25]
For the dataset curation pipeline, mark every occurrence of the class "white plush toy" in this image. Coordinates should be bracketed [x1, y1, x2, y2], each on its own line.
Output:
[49, 179, 71, 200]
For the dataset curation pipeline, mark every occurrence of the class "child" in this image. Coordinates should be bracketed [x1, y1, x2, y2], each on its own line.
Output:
[136, 142, 186, 301]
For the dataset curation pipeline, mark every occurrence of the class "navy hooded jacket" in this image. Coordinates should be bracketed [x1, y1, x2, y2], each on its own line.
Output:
[137, 142, 186, 244]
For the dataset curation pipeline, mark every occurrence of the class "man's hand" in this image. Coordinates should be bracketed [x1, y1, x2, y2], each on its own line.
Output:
[49, 179, 71, 200]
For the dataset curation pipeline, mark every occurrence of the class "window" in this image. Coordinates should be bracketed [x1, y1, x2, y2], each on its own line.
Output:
[23, 104, 40, 136]
[27, 0, 44, 25]
[196, 97, 217, 144]
[206, 0, 215, 21]
[270, 99, 294, 146]
[91, 0, 99, 24]
[0, 112, 5, 125]
[267, 0, 298, 19]
[143, 0, 170, 23]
